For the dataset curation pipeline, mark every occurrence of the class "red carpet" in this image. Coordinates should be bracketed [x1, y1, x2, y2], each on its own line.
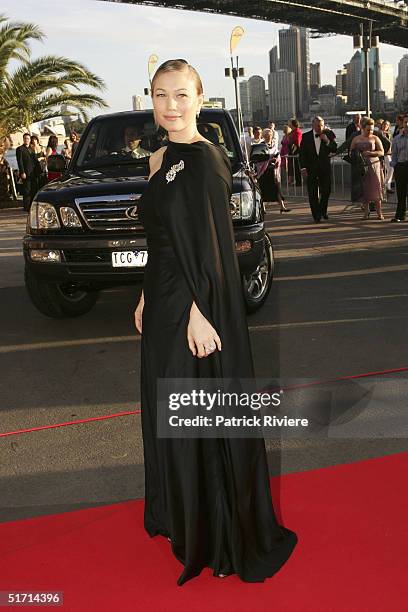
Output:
[1, 453, 406, 611]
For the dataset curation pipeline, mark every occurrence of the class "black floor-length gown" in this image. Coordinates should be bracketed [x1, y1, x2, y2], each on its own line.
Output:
[138, 139, 297, 586]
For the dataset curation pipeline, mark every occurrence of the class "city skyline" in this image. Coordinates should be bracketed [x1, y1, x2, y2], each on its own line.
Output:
[234, 33, 405, 122]
[238, 38, 406, 124]
[2, 0, 408, 116]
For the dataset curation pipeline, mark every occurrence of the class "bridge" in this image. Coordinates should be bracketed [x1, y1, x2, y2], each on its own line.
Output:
[103, 0, 408, 47]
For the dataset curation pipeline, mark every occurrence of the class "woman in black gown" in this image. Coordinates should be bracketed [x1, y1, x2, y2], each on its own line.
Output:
[134, 59, 297, 586]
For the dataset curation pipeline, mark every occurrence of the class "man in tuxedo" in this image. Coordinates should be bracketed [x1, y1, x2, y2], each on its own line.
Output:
[16, 133, 36, 211]
[299, 116, 337, 223]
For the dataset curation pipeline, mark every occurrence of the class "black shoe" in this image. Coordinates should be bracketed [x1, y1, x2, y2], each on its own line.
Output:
[322, 214, 329, 220]
[390, 218, 402, 223]
[314, 218, 321, 223]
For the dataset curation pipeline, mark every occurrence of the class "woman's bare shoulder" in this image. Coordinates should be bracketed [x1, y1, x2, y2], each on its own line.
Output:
[151, 145, 167, 160]
[148, 146, 167, 176]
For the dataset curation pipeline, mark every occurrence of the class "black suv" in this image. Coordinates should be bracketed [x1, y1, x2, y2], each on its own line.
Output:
[23, 109, 273, 317]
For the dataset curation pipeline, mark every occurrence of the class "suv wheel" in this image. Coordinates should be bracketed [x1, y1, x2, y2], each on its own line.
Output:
[24, 267, 99, 318]
[242, 233, 274, 313]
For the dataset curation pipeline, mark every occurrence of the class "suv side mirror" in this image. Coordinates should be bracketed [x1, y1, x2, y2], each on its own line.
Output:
[47, 154, 67, 173]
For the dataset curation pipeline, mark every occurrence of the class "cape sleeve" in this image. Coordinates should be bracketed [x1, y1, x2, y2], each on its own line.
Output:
[156, 144, 236, 329]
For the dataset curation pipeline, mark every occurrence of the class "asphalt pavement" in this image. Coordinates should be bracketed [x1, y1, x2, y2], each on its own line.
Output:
[0, 198, 407, 522]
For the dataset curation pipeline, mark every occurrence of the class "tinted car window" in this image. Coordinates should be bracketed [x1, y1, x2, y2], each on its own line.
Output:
[196, 120, 237, 164]
[76, 117, 159, 169]
[75, 113, 238, 172]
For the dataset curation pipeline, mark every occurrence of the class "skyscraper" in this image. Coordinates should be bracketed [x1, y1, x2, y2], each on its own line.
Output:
[346, 51, 362, 108]
[239, 80, 252, 123]
[310, 63, 321, 88]
[336, 68, 348, 100]
[269, 46, 279, 73]
[278, 26, 309, 115]
[278, 26, 303, 115]
[396, 54, 408, 109]
[268, 70, 296, 121]
[248, 75, 267, 123]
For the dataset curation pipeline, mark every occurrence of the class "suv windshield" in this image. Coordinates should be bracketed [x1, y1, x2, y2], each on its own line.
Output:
[75, 112, 239, 173]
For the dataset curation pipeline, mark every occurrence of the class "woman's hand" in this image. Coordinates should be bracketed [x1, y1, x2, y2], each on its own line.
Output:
[134, 291, 144, 334]
[187, 302, 221, 358]
[362, 150, 382, 158]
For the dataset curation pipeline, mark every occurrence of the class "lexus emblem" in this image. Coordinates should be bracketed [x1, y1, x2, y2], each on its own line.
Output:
[125, 205, 138, 219]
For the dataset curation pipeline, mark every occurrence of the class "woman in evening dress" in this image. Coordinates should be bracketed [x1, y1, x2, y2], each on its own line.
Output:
[134, 59, 297, 586]
[350, 117, 385, 220]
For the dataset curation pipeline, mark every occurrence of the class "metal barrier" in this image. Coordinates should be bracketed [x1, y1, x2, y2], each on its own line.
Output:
[278, 154, 392, 207]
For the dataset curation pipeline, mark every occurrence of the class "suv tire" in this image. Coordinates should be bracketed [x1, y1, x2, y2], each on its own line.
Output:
[24, 267, 99, 318]
[242, 233, 274, 314]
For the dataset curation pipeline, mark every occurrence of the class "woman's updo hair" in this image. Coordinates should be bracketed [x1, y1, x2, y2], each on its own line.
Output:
[151, 59, 203, 95]
[361, 117, 374, 128]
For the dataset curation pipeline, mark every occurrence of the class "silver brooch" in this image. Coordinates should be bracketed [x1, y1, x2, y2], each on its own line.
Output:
[166, 160, 184, 183]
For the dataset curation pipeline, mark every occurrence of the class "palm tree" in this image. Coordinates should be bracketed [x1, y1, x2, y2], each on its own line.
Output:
[0, 14, 107, 139]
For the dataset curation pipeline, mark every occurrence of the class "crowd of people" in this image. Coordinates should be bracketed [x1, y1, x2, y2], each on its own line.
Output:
[15, 131, 80, 211]
[5, 114, 408, 224]
[241, 113, 408, 224]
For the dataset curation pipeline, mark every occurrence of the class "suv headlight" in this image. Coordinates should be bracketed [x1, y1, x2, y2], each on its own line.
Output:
[29, 202, 60, 229]
[230, 191, 254, 220]
[60, 206, 82, 228]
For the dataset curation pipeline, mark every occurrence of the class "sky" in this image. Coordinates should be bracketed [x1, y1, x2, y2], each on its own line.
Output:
[2, 0, 408, 115]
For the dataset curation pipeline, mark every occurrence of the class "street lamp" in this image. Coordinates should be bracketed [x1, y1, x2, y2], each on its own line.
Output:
[353, 22, 379, 117]
[224, 26, 245, 135]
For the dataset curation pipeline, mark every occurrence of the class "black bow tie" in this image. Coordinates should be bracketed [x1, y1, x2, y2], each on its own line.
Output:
[315, 133, 320, 138]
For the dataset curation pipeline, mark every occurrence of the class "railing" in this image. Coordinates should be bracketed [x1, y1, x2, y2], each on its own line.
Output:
[278, 155, 393, 206]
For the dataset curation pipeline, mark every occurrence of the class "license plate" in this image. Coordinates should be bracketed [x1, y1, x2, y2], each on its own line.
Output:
[112, 250, 148, 268]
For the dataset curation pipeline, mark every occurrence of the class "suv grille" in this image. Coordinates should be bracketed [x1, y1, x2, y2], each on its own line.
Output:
[75, 194, 142, 231]
[63, 248, 112, 263]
